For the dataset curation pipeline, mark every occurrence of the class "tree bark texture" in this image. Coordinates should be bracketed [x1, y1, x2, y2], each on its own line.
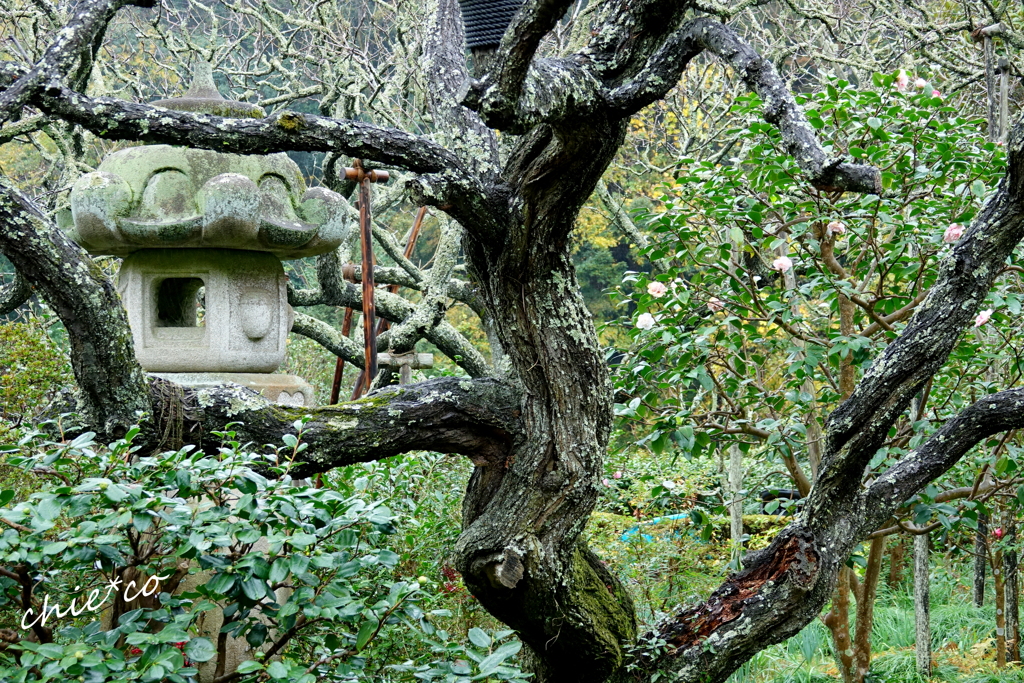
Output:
[7, 0, 1024, 681]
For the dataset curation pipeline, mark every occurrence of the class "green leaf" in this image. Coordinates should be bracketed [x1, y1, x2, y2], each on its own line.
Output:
[867, 116, 882, 129]
[468, 627, 491, 649]
[185, 637, 217, 663]
[269, 558, 290, 584]
[355, 619, 377, 651]
[0, 490, 13, 506]
[241, 577, 267, 601]
[204, 573, 236, 595]
[288, 532, 317, 548]
[237, 660, 264, 674]
[477, 640, 522, 676]
[266, 660, 290, 679]
[42, 541, 67, 555]
[246, 623, 268, 648]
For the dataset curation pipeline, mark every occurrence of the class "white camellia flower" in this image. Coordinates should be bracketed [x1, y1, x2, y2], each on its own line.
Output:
[647, 281, 668, 298]
[772, 256, 793, 272]
[636, 312, 656, 330]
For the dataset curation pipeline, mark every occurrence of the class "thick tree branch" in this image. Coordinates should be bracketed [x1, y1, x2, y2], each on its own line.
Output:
[288, 279, 490, 377]
[0, 271, 32, 315]
[177, 377, 520, 477]
[861, 388, 1024, 533]
[383, 215, 462, 353]
[467, 0, 576, 126]
[605, 24, 705, 113]
[290, 312, 365, 368]
[685, 18, 881, 194]
[427, 0, 500, 177]
[37, 88, 463, 177]
[812, 127, 1024, 530]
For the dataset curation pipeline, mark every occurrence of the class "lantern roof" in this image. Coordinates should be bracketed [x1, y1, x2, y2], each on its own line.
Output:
[67, 63, 348, 260]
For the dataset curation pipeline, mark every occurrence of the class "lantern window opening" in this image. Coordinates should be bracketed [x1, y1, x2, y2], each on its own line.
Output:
[155, 277, 206, 328]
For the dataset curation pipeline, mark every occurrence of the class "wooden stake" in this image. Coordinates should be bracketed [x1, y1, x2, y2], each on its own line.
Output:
[328, 307, 355, 404]
[357, 161, 377, 394]
[350, 205, 428, 394]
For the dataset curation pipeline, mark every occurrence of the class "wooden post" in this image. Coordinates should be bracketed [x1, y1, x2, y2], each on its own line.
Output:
[342, 161, 389, 397]
[914, 532, 931, 678]
[995, 534, 1007, 667]
[972, 24, 1005, 141]
[728, 442, 744, 563]
[329, 307, 355, 404]
[348, 206, 427, 396]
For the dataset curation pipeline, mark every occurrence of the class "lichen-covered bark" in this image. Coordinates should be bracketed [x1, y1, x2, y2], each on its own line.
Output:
[0, 269, 31, 315]
[0, 178, 150, 436]
[165, 377, 520, 477]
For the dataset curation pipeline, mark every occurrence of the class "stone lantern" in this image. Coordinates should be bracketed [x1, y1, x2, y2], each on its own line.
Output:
[67, 64, 346, 406]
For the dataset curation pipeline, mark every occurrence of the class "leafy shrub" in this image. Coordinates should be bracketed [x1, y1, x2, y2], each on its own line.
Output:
[0, 422, 436, 682]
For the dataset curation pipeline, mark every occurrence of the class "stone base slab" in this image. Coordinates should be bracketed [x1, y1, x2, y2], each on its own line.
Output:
[153, 372, 315, 407]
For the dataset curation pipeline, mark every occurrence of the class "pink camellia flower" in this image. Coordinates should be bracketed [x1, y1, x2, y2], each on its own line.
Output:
[914, 78, 927, 89]
[943, 223, 964, 243]
[613, 471, 623, 479]
[975, 309, 994, 327]
[772, 255, 793, 272]
[994, 528, 1005, 539]
[896, 71, 909, 91]
[932, 89, 941, 98]
[827, 221, 846, 236]
[602, 478, 611, 487]
[707, 297, 724, 313]
[647, 281, 668, 298]
[636, 312, 656, 330]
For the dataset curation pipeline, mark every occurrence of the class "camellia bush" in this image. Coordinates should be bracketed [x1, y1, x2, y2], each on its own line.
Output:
[610, 72, 1024, 679]
[0, 423, 529, 683]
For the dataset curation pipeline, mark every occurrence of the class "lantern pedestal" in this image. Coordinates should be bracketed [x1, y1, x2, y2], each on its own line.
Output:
[153, 372, 315, 406]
